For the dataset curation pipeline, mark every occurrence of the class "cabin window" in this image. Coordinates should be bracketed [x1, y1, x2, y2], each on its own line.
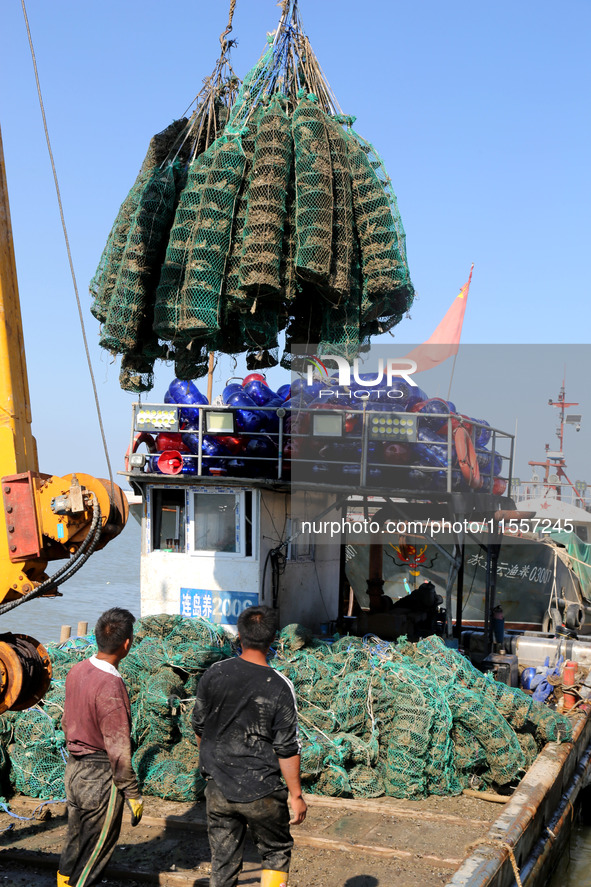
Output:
[194, 492, 238, 552]
[151, 489, 186, 552]
[577, 526, 588, 543]
[286, 518, 315, 561]
[189, 489, 255, 556]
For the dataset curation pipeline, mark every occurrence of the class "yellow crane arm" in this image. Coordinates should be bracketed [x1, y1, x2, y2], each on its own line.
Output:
[0, 125, 128, 713]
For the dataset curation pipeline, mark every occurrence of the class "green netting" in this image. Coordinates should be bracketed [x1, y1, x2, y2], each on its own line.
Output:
[0, 619, 573, 803]
[99, 162, 180, 355]
[292, 93, 334, 286]
[131, 667, 184, 748]
[324, 116, 354, 299]
[152, 147, 216, 339]
[452, 723, 488, 771]
[90, 119, 189, 326]
[517, 731, 540, 769]
[9, 708, 66, 799]
[222, 111, 262, 312]
[547, 531, 591, 603]
[133, 743, 205, 802]
[239, 95, 292, 298]
[448, 684, 525, 785]
[344, 127, 413, 331]
[155, 136, 247, 343]
[172, 343, 210, 382]
[119, 346, 163, 394]
[348, 763, 385, 799]
[91, 2, 415, 391]
[309, 764, 351, 797]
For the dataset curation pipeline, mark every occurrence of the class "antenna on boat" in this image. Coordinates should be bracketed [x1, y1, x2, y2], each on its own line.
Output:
[529, 376, 584, 506]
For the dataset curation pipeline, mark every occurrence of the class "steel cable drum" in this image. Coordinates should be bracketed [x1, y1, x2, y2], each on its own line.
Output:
[91, 118, 189, 326]
[292, 93, 334, 285]
[239, 94, 293, 298]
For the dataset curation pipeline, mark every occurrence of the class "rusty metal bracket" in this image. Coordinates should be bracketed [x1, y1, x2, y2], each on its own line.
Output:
[1, 472, 46, 562]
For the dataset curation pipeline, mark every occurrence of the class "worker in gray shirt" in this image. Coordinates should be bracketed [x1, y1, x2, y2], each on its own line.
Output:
[192, 605, 306, 887]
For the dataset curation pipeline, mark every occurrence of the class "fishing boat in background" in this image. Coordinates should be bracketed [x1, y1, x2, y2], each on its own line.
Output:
[346, 380, 591, 636]
[511, 380, 591, 632]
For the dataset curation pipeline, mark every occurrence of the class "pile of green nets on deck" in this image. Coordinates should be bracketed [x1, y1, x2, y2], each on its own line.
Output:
[90, 0, 414, 392]
[0, 617, 572, 803]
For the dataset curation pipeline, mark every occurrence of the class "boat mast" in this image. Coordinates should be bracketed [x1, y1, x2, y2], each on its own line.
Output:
[528, 377, 584, 505]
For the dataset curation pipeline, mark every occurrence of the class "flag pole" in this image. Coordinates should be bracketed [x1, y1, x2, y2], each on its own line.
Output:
[446, 264, 473, 401]
[446, 351, 459, 402]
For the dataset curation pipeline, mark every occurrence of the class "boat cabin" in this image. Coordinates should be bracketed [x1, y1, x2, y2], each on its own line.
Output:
[123, 393, 520, 636]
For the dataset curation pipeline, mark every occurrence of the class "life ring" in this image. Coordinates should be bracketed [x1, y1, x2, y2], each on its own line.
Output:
[454, 426, 481, 489]
[124, 432, 157, 471]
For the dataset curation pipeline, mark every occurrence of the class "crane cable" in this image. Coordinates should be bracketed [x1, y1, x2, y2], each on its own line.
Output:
[20, 0, 114, 492]
[219, 0, 237, 54]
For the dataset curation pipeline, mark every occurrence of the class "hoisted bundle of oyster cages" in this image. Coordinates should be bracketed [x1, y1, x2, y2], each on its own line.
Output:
[0, 617, 572, 803]
[90, 0, 415, 392]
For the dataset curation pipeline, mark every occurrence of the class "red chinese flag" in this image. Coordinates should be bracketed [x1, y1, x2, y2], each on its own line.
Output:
[404, 265, 473, 373]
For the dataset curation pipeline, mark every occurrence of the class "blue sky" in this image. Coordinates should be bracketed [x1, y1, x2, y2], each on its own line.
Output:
[0, 0, 589, 484]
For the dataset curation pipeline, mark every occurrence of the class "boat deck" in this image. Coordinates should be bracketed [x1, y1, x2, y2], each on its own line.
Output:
[0, 792, 499, 887]
[2, 713, 590, 887]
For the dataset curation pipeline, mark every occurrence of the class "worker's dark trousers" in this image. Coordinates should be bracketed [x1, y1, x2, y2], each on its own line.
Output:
[59, 752, 125, 887]
[205, 779, 293, 887]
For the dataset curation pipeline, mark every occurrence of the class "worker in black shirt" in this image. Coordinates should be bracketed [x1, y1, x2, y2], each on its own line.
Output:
[192, 605, 307, 887]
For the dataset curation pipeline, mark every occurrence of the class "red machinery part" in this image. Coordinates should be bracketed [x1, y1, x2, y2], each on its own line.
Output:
[157, 450, 183, 475]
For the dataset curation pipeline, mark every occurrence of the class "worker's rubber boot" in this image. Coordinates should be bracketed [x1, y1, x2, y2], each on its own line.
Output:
[260, 870, 288, 887]
[56, 872, 70, 887]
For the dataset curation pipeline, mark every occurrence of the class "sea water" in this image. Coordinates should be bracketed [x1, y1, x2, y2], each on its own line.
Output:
[0, 518, 141, 643]
[549, 822, 591, 886]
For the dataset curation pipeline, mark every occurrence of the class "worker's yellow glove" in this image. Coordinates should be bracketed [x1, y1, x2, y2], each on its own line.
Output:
[127, 797, 144, 827]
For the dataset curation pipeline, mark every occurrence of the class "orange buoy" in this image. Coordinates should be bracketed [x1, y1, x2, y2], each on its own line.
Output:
[454, 426, 482, 489]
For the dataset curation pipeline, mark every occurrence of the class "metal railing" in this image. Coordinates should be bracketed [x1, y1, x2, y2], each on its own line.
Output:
[514, 479, 591, 511]
[128, 402, 514, 496]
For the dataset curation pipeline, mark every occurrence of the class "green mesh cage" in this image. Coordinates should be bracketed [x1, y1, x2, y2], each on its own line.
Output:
[239, 95, 293, 298]
[90, 4, 415, 391]
[90, 119, 189, 327]
[0, 619, 571, 804]
[292, 93, 334, 286]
